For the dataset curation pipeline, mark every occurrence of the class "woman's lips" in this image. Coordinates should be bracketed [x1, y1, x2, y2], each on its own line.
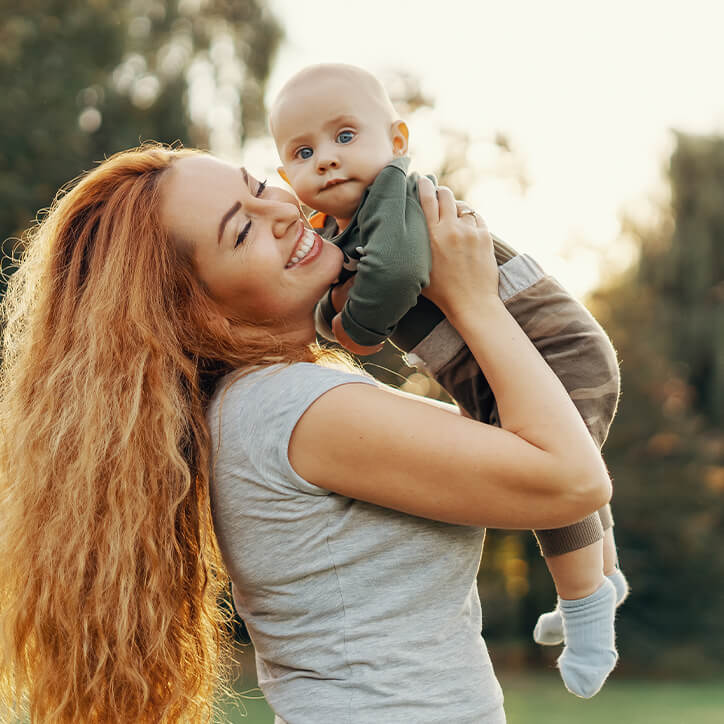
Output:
[285, 229, 323, 269]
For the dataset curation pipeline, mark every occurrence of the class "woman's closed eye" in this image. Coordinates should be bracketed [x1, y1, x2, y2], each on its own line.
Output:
[234, 179, 267, 249]
[235, 220, 251, 248]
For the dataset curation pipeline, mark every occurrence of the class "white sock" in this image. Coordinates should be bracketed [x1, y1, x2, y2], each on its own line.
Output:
[533, 607, 565, 646]
[607, 568, 630, 605]
[557, 578, 618, 698]
[534, 568, 630, 646]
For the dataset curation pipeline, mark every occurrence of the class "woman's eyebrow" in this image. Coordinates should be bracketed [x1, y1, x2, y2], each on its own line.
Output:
[217, 201, 241, 245]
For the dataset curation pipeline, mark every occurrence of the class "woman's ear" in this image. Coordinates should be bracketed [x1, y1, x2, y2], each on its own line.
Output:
[391, 121, 409, 156]
[277, 166, 290, 185]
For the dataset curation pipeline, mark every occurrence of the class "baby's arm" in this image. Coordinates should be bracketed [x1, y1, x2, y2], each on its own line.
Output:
[327, 278, 384, 356]
[335, 160, 432, 349]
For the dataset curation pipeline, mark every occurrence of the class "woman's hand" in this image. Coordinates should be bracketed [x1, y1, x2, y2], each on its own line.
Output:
[417, 176, 498, 318]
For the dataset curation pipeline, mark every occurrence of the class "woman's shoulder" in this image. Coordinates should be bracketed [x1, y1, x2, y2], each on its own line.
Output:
[208, 361, 374, 425]
[222, 360, 370, 392]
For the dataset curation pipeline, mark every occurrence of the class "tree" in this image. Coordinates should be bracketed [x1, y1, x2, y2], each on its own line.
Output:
[0, 0, 282, 297]
[637, 133, 724, 426]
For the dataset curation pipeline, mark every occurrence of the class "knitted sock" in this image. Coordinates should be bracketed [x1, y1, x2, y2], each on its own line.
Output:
[534, 568, 630, 646]
[607, 568, 630, 606]
[533, 606, 566, 646]
[557, 578, 618, 698]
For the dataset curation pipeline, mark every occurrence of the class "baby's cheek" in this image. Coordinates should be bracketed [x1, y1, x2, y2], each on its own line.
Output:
[295, 184, 318, 209]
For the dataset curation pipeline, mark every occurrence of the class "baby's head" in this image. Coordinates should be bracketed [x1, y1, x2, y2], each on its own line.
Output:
[270, 63, 408, 227]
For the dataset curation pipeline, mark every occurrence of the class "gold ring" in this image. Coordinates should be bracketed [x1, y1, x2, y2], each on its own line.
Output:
[460, 209, 477, 218]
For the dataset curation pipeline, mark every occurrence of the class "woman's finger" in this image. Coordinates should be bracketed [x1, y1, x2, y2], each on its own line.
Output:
[455, 200, 488, 229]
[436, 185, 457, 222]
[455, 200, 477, 222]
[417, 176, 440, 226]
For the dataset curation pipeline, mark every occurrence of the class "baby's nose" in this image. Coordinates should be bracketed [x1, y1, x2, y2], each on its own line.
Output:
[317, 154, 339, 172]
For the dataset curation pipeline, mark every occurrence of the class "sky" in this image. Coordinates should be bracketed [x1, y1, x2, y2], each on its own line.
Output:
[243, 0, 724, 297]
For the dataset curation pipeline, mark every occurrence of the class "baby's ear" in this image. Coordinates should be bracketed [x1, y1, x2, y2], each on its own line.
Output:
[277, 166, 290, 185]
[391, 120, 409, 156]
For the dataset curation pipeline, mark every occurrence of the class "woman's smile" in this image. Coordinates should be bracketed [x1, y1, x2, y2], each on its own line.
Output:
[285, 227, 324, 269]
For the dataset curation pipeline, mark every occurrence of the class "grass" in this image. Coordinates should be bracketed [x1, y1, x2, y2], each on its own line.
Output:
[498, 671, 724, 724]
[215, 663, 724, 723]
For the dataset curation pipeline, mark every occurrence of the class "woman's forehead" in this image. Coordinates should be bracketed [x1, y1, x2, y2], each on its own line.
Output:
[162, 156, 246, 241]
[174, 154, 240, 186]
[167, 156, 244, 208]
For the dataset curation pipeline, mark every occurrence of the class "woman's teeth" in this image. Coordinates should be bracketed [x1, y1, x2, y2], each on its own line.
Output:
[286, 228, 317, 268]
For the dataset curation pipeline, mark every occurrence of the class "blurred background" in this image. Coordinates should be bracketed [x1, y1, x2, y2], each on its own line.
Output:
[1, 1, 722, 722]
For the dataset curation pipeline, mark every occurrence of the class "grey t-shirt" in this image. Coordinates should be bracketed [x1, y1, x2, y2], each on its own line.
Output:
[207, 363, 505, 724]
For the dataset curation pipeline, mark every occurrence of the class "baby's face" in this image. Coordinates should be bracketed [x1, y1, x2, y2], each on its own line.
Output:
[272, 76, 398, 225]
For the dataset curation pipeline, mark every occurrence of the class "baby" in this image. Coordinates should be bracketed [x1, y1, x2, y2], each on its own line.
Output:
[270, 63, 629, 698]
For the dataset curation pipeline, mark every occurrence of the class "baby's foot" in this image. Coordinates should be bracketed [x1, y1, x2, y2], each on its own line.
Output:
[607, 568, 630, 605]
[557, 578, 618, 698]
[534, 568, 630, 647]
[533, 607, 564, 646]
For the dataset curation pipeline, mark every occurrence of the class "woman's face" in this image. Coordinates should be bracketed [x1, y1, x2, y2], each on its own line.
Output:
[161, 154, 343, 339]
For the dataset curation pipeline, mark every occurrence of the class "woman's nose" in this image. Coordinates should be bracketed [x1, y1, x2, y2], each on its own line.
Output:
[270, 200, 302, 238]
[245, 185, 302, 236]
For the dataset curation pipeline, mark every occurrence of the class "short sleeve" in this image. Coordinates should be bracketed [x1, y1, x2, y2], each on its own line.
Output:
[208, 363, 375, 496]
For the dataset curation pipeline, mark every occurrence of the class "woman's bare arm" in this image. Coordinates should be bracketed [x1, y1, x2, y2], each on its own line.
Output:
[381, 383, 462, 415]
[290, 348, 609, 528]
[289, 180, 611, 529]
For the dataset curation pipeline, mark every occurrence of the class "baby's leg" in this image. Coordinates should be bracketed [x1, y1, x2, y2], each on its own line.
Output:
[544, 539, 606, 601]
[599, 508, 629, 602]
[535, 511, 628, 644]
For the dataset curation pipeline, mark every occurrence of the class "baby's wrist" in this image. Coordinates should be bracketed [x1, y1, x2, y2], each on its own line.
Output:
[332, 314, 383, 356]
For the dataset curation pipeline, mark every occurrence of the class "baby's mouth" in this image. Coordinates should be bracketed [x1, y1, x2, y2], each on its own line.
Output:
[321, 178, 349, 191]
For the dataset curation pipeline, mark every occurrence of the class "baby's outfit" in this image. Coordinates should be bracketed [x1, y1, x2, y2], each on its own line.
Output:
[313, 157, 620, 556]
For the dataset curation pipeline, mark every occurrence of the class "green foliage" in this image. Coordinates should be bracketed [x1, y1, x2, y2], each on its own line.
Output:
[0, 0, 281, 295]
[638, 132, 724, 425]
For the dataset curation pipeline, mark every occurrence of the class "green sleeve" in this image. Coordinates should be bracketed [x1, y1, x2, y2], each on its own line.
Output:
[340, 163, 432, 347]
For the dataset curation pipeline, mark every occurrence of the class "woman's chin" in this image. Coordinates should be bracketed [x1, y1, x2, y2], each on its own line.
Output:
[324, 242, 345, 283]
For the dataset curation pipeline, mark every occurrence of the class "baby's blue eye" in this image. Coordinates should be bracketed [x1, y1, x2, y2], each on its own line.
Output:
[337, 131, 354, 144]
[297, 147, 313, 160]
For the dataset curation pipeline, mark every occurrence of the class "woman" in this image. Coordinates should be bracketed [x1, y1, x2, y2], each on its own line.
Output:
[0, 145, 610, 723]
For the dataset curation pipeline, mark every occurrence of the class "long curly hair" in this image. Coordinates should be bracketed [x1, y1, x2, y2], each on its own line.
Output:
[0, 145, 329, 722]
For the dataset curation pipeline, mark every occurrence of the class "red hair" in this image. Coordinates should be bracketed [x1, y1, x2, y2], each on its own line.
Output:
[0, 144, 335, 722]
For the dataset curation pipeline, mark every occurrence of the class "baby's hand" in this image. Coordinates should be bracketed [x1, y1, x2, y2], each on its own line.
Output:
[330, 277, 355, 314]
[331, 314, 384, 356]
